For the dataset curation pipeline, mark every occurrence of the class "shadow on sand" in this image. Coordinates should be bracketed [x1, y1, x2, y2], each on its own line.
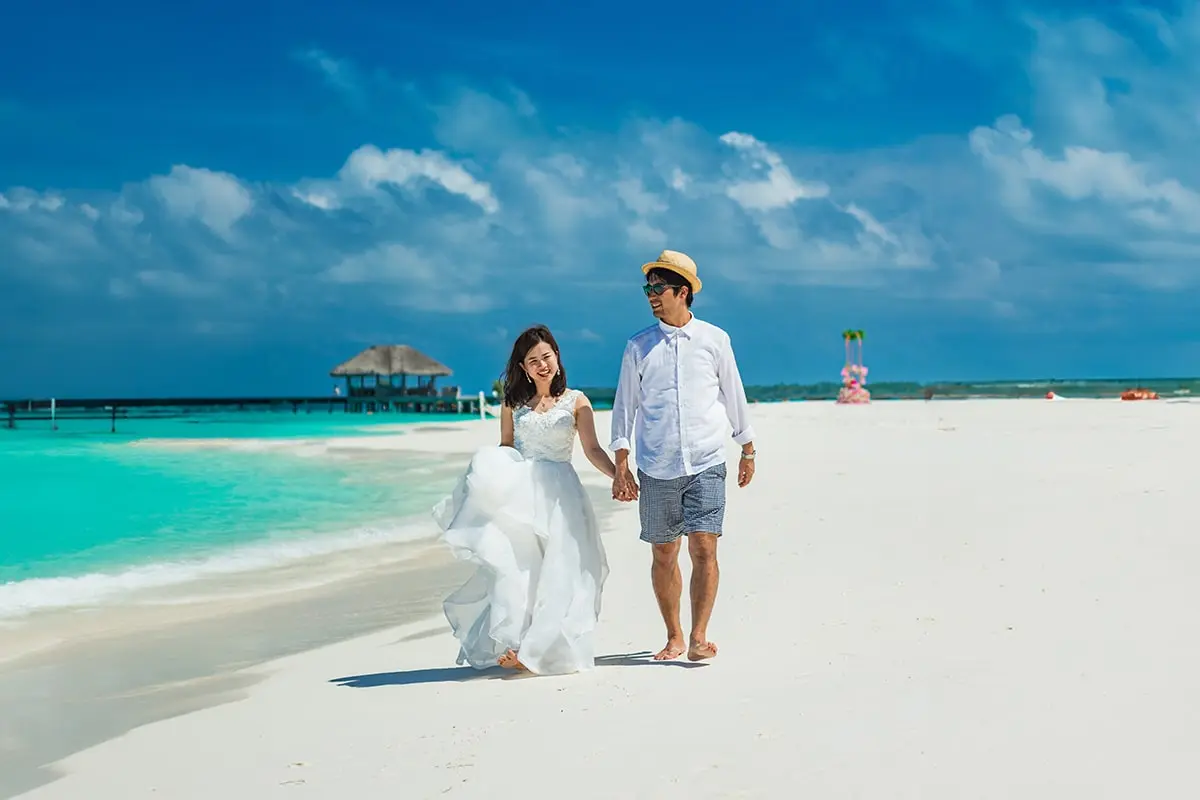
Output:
[593, 650, 708, 669]
[329, 650, 707, 688]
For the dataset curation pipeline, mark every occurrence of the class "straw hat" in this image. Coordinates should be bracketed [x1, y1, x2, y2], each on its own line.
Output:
[641, 249, 702, 295]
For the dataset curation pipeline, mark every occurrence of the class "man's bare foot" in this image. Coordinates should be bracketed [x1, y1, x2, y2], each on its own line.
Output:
[687, 639, 718, 661]
[653, 640, 687, 661]
[498, 649, 528, 671]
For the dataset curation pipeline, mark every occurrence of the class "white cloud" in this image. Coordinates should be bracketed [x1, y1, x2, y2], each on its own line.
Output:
[971, 114, 1200, 233]
[290, 188, 337, 210]
[520, 153, 607, 234]
[0, 188, 68, 213]
[615, 176, 667, 217]
[718, 131, 830, 211]
[669, 167, 690, 192]
[325, 242, 437, 285]
[841, 203, 900, 247]
[147, 165, 252, 237]
[625, 219, 666, 248]
[337, 144, 499, 213]
[288, 144, 499, 217]
[109, 199, 144, 225]
[613, 172, 670, 248]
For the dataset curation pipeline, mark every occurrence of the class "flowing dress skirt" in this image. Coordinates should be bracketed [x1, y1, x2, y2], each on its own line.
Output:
[432, 446, 609, 675]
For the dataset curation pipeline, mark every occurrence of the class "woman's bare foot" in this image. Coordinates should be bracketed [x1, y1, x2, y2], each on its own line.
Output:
[498, 649, 528, 671]
[653, 639, 687, 661]
[687, 639, 718, 661]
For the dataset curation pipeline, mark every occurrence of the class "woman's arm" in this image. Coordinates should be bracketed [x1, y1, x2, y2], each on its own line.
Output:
[500, 404, 514, 448]
[575, 392, 616, 480]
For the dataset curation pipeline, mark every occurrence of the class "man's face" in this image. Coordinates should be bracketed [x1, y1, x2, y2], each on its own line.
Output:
[644, 273, 687, 320]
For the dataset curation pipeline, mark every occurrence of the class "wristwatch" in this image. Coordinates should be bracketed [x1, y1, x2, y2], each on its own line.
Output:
[740, 450, 756, 460]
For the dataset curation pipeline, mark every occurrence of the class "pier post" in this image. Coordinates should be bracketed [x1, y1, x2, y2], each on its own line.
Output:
[111, 406, 118, 433]
[479, 391, 486, 420]
[51, 398, 57, 431]
[5, 403, 13, 429]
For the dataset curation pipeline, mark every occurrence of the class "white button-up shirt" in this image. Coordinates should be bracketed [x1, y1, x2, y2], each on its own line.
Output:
[610, 315, 755, 480]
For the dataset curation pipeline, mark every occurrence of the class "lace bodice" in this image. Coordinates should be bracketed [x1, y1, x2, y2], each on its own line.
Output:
[512, 389, 580, 463]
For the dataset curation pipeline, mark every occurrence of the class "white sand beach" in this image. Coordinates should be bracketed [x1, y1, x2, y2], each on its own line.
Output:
[11, 399, 1200, 799]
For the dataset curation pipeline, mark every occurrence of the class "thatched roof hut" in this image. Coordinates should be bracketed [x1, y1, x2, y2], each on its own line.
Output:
[330, 345, 454, 398]
[330, 345, 453, 378]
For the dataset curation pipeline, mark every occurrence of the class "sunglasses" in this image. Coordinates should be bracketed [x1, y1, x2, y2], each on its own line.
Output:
[642, 283, 676, 297]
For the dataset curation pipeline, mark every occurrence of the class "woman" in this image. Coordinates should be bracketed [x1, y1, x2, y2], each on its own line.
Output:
[432, 325, 616, 675]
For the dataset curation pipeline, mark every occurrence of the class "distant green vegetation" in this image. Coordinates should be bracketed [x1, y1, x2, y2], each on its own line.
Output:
[578, 376, 1199, 407]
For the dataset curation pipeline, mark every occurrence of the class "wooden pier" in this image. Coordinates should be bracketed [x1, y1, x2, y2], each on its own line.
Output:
[2, 393, 486, 433]
[3, 343, 494, 433]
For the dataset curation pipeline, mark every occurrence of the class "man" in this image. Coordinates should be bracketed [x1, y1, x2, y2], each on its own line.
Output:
[610, 249, 757, 662]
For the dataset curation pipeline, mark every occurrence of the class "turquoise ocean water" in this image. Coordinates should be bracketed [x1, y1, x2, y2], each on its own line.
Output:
[0, 410, 475, 619]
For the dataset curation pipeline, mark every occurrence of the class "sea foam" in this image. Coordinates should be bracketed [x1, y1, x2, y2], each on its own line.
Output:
[0, 520, 437, 620]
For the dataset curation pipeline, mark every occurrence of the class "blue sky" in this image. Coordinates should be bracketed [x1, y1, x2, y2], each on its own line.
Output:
[2, 0, 1199, 397]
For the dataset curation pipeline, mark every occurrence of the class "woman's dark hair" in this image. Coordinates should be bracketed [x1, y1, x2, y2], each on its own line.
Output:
[647, 267, 693, 307]
[501, 325, 567, 409]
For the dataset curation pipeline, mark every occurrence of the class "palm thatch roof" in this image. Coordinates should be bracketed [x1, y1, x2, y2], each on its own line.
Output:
[330, 345, 453, 378]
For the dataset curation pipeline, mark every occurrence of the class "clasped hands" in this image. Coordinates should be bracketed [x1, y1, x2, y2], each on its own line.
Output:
[612, 468, 638, 502]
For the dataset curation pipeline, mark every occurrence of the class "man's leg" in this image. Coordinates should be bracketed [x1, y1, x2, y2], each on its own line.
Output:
[638, 470, 687, 660]
[650, 540, 685, 660]
[686, 533, 719, 660]
[681, 464, 727, 661]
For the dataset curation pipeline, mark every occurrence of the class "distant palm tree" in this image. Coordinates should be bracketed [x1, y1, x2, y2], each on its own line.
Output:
[841, 329, 866, 372]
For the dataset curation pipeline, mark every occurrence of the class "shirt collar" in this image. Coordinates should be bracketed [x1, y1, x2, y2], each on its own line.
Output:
[658, 314, 696, 339]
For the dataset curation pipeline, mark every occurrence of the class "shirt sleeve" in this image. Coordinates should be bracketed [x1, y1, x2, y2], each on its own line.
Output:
[716, 333, 755, 445]
[609, 340, 639, 452]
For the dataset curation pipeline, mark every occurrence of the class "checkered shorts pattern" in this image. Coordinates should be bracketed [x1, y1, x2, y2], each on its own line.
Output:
[637, 463, 727, 544]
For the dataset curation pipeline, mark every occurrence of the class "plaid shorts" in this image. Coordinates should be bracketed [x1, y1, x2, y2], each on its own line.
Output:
[637, 463, 727, 544]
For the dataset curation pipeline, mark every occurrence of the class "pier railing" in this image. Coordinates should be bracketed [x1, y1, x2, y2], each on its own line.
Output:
[2, 392, 490, 433]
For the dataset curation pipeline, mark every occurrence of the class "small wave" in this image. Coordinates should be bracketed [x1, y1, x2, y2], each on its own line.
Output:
[0, 521, 438, 621]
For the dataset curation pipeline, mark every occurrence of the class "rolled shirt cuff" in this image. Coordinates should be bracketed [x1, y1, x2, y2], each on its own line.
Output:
[732, 428, 755, 447]
[610, 437, 631, 453]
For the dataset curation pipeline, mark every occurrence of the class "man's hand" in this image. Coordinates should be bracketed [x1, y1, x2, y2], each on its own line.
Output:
[612, 466, 639, 502]
[737, 448, 756, 488]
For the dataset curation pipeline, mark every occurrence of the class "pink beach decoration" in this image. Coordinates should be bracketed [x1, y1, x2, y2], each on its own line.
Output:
[837, 329, 871, 405]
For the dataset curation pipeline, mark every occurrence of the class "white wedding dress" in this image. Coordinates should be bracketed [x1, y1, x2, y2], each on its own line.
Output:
[432, 389, 610, 675]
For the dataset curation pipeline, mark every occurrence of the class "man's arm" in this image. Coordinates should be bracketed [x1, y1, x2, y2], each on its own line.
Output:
[610, 340, 639, 456]
[716, 333, 755, 453]
[716, 335, 757, 488]
[610, 340, 640, 499]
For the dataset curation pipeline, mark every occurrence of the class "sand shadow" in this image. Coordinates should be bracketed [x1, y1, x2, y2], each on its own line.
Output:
[330, 650, 706, 688]
[595, 650, 709, 669]
[330, 665, 505, 687]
